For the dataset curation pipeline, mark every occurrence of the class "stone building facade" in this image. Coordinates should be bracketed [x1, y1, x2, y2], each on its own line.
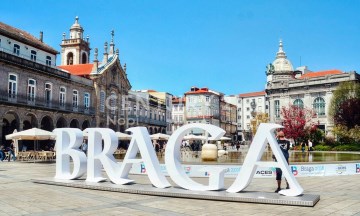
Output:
[265, 40, 360, 135]
[58, 17, 131, 132]
[127, 90, 167, 134]
[0, 20, 95, 147]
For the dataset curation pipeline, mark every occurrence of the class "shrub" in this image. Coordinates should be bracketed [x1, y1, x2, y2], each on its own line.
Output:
[314, 145, 332, 151]
[332, 144, 360, 151]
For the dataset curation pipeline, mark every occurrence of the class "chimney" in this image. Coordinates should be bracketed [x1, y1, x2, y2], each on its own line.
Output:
[39, 31, 43, 42]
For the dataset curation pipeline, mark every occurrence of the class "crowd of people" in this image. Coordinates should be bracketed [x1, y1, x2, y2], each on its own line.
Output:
[0, 141, 16, 162]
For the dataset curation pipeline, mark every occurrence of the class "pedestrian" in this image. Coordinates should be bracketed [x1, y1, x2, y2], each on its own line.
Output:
[274, 130, 290, 193]
[7, 141, 16, 161]
[308, 139, 313, 151]
[81, 139, 88, 155]
[301, 142, 305, 153]
[0, 145, 5, 161]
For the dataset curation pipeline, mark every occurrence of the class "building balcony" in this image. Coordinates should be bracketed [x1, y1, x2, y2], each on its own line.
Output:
[0, 49, 70, 79]
[0, 91, 95, 115]
[128, 115, 167, 127]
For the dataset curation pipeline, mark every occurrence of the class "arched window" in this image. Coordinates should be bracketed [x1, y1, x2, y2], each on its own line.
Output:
[72, 90, 78, 108]
[59, 87, 66, 107]
[67, 52, 74, 65]
[27, 79, 36, 102]
[100, 91, 106, 112]
[45, 83, 52, 106]
[313, 97, 325, 116]
[293, 99, 304, 109]
[82, 53, 87, 64]
[8, 74, 17, 99]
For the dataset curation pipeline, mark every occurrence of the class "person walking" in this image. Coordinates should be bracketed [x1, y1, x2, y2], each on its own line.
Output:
[274, 130, 290, 193]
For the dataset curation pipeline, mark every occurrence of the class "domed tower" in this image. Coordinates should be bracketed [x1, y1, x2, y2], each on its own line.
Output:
[271, 40, 294, 82]
[60, 16, 91, 65]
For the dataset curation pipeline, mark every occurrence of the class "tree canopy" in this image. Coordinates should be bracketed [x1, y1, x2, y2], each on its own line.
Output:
[281, 104, 318, 145]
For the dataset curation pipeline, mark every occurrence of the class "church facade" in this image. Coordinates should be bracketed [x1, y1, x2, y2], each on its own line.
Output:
[265, 40, 360, 135]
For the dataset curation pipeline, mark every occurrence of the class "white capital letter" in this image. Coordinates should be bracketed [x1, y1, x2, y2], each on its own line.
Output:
[53, 128, 87, 180]
[227, 123, 303, 196]
[85, 128, 125, 184]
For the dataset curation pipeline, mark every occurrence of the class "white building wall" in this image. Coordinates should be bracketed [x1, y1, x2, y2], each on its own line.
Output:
[0, 35, 57, 67]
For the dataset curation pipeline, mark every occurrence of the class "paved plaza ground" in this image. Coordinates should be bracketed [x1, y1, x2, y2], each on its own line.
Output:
[0, 162, 359, 216]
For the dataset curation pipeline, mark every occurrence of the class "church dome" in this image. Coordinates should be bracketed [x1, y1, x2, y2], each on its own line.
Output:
[272, 40, 293, 72]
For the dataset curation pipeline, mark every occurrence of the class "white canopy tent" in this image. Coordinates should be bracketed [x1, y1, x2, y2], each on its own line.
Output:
[150, 133, 170, 140]
[5, 128, 56, 159]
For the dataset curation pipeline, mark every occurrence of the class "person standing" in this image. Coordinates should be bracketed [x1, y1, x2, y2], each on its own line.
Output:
[308, 140, 313, 151]
[0, 145, 5, 161]
[81, 140, 88, 155]
[274, 130, 290, 193]
[301, 142, 305, 153]
[7, 141, 16, 161]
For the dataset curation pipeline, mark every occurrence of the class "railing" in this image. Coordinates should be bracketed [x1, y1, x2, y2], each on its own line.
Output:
[0, 90, 95, 115]
[0, 50, 70, 79]
[128, 115, 167, 126]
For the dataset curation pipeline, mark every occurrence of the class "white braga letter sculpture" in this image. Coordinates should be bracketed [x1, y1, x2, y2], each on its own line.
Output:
[53, 123, 303, 196]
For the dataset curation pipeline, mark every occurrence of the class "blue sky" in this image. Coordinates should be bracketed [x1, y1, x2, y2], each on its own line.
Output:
[2, 0, 360, 96]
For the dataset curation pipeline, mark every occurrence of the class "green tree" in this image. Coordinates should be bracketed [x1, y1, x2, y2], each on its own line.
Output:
[329, 82, 360, 144]
[329, 82, 360, 121]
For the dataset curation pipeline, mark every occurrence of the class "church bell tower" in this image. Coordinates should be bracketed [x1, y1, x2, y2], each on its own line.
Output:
[60, 16, 91, 65]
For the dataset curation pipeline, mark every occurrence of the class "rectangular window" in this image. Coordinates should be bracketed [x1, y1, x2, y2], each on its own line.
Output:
[27, 79, 36, 102]
[206, 96, 210, 102]
[8, 74, 17, 99]
[31, 50, 37, 61]
[45, 83, 52, 105]
[59, 87, 66, 107]
[84, 93, 90, 110]
[13, 44, 20, 55]
[72, 90, 78, 108]
[275, 100, 280, 118]
[46, 56, 52, 66]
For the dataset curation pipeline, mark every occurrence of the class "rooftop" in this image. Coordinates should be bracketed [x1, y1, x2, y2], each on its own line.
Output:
[239, 91, 266, 98]
[299, 69, 343, 79]
[0, 22, 59, 54]
[58, 64, 93, 76]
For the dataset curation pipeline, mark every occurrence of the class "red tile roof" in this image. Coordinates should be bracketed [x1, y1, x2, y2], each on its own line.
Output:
[0, 22, 59, 54]
[239, 91, 266, 98]
[300, 69, 343, 79]
[58, 64, 93, 75]
[172, 97, 186, 103]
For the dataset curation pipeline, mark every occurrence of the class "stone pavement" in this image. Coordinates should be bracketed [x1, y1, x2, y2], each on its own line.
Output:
[0, 162, 359, 216]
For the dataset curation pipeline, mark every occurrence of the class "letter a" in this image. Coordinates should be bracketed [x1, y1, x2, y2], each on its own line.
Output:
[227, 123, 303, 196]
